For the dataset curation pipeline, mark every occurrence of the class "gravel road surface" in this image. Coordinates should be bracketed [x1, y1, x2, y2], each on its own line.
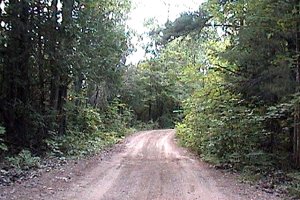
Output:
[0, 130, 283, 200]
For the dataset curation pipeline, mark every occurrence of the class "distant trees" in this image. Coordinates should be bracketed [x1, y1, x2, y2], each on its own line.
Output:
[121, 31, 209, 128]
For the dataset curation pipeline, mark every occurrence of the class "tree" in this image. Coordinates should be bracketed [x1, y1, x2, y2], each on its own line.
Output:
[0, 0, 131, 153]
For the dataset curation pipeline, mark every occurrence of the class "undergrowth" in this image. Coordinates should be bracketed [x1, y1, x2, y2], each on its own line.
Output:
[46, 100, 134, 157]
[5, 150, 41, 170]
[1, 97, 159, 173]
[2, 99, 135, 172]
[175, 72, 297, 198]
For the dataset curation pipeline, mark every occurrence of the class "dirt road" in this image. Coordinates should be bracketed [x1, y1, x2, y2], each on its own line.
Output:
[1, 130, 282, 200]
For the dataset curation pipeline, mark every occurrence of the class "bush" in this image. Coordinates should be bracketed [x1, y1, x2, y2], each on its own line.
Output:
[176, 72, 265, 168]
[46, 100, 134, 157]
[66, 104, 105, 134]
[6, 150, 41, 170]
[103, 98, 134, 133]
[51, 130, 119, 157]
[0, 126, 7, 152]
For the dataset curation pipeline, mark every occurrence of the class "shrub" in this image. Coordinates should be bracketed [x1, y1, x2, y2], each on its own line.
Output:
[176, 72, 265, 168]
[6, 150, 41, 170]
[103, 98, 134, 133]
[47, 100, 134, 157]
[66, 103, 105, 134]
[0, 126, 7, 152]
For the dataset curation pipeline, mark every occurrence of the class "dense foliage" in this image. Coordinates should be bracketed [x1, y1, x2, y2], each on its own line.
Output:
[0, 0, 131, 157]
[173, 0, 299, 169]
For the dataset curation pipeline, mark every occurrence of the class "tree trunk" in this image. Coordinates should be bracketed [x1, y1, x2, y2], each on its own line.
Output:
[1, 0, 32, 147]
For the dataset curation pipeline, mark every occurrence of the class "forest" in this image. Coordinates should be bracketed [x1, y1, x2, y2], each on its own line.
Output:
[1, 0, 300, 197]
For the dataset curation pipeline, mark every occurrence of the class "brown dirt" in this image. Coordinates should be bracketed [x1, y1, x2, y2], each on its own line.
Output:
[0, 129, 283, 200]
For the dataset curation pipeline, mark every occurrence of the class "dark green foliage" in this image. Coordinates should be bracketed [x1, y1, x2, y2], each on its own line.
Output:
[159, 11, 211, 44]
[5, 150, 41, 170]
[121, 55, 184, 128]
[0, 0, 131, 156]
[102, 98, 134, 133]
[121, 34, 210, 128]
[217, 0, 296, 103]
[150, 0, 300, 182]
[0, 126, 7, 152]
[176, 72, 264, 167]
[46, 101, 133, 157]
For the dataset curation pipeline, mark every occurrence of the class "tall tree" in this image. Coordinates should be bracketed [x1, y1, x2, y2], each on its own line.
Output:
[0, 0, 131, 153]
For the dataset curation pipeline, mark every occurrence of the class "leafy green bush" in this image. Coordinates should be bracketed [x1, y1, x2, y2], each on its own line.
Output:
[66, 103, 105, 134]
[46, 100, 134, 157]
[176, 72, 265, 168]
[103, 98, 134, 133]
[6, 150, 41, 170]
[0, 126, 7, 152]
[52, 130, 119, 157]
